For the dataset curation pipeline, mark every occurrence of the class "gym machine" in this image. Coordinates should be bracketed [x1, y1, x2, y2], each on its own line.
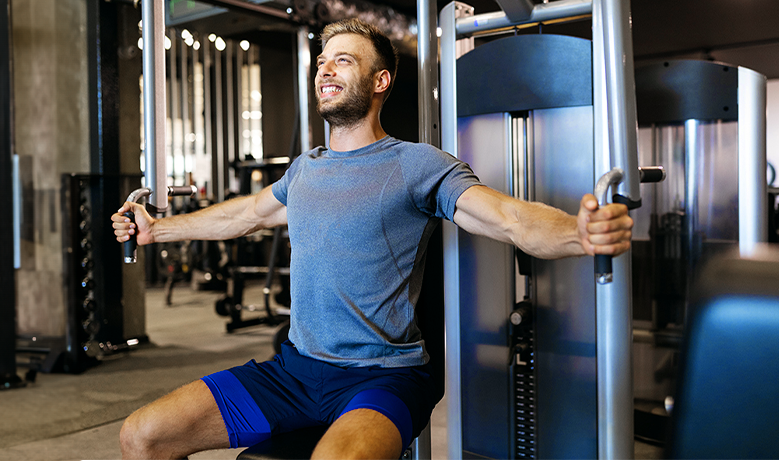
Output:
[439, 0, 650, 458]
[1, 0, 22, 390]
[631, 59, 767, 441]
[438, 2, 768, 459]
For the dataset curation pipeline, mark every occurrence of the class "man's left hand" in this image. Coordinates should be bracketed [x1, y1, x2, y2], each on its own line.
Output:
[577, 194, 633, 257]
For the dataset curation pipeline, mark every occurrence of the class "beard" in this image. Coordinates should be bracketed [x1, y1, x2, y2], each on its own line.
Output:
[316, 73, 375, 128]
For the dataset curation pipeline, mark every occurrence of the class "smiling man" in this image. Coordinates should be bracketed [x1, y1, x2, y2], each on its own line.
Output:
[112, 19, 633, 460]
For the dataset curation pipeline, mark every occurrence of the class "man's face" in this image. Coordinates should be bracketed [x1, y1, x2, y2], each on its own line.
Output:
[315, 33, 378, 127]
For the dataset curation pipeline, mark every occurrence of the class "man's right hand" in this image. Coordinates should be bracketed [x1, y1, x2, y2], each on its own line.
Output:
[112, 202, 155, 246]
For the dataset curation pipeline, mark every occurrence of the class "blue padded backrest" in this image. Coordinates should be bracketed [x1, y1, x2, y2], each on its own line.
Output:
[669, 254, 779, 459]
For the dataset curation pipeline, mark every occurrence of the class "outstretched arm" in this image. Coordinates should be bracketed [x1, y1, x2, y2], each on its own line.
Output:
[111, 185, 287, 245]
[452, 185, 632, 259]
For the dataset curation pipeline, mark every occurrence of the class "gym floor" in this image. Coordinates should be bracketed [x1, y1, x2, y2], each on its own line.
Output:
[0, 283, 662, 460]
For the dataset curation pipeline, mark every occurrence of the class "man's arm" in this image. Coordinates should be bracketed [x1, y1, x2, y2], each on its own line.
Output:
[111, 185, 287, 245]
[452, 185, 632, 259]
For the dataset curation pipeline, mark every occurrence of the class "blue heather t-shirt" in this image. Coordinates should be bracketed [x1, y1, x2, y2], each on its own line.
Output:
[271, 136, 481, 368]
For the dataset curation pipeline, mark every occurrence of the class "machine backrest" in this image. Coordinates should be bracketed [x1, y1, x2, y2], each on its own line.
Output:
[668, 248, 779, 459]
[416, 222, 446, 403]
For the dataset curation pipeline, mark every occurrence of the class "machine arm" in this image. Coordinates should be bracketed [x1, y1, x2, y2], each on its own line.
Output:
[122, 185, 197, 264]
[594, 166, 666, 284]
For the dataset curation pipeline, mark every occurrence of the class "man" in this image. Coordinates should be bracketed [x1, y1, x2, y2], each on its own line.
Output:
[112, 19, 633, 460]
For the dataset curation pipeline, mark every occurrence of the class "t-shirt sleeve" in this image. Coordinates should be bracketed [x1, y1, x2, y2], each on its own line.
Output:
[271, 153, 306, 205]
[400, 144, 482, 221]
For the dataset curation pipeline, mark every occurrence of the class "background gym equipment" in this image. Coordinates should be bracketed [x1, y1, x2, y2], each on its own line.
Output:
[1, 0, 22, 390]
[213, 112, 298, 338]
[438, 0, 663, 458]
[667, 248, 779, 459]
[59, 174, 149, 371]
[631, 59, 767, 443]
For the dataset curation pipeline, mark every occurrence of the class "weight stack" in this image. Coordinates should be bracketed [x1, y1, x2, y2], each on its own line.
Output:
[510, 318, 537, 459]
[61, 174, 127, 372]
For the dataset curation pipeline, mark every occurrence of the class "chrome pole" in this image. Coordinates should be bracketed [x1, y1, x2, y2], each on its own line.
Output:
[594, 0, 637, 458]
[737, 67, 768, 256]
[297, 27, 312, 152]
[417, 0, 439, 148]
[455, 0, 591, 37]
[141, 0, 168, 212]
[440, 2, 473, 458]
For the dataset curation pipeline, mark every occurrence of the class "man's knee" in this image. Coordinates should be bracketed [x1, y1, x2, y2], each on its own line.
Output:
[119, 408, 158, 458]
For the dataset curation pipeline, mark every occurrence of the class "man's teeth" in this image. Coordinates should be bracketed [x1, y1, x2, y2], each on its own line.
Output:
[322, 86, 342, 94]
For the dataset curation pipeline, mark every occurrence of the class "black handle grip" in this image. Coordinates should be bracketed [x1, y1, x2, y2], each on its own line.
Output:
[123, 211, 137, 264]
[167, 185, 197, 197]
[638, 166, 666, 184]
[595, 254, 613, 284]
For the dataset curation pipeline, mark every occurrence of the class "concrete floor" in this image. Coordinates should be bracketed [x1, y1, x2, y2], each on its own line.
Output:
[0, 284, 451, 460]
[0, 283, 662, 460]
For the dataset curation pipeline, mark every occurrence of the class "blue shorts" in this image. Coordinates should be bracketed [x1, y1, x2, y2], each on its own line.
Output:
[201, 342, 438, 450]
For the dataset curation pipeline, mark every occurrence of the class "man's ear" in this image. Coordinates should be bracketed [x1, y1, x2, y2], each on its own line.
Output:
[374, 69, 391, 96]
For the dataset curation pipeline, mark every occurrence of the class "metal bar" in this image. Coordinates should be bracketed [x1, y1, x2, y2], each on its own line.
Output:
[417, 0, 439, 148]
[598, 0, 640, 204]
[142, 0, 168, 212]
[214, 40, 225, 202]
[0, 0, 22, 388]
[594, 255, 634, 459]
[250, 46, 262, 159]
[737, 67, 768, 256]
[226, 40, 236, 171]
[236, 42, 246, 160]
[170, 32, 180, 183]
[440, 3, 461, 457]
[181, 33, 191, 177]
[203, 39, 214, 198]
[414, 0, 438, 457]
[297, 27, 312, 152]
[194, 0, 290, 20]
[593, 0, 636, 457]
[684, 118, 699, 284]
[455, 0, 591, 37]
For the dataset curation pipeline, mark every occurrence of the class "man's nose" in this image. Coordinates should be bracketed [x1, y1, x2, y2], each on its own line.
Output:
[317, 60, 334, 78]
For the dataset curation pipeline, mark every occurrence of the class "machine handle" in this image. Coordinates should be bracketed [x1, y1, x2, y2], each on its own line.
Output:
[594, 168, 624, 284]
[594, 254, 613, 284]
[122, 187, 152, 264]
[121, 186, 196, 264]
[167, 185, 197, 197]
[123, 211, 137, 264]
[638, 166, 666, 184]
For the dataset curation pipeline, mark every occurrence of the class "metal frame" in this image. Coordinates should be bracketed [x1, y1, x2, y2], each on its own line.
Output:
[297, 27, 312, 152]
[439, 0, 638, 458]
[1, 0, 21, 389]
[413, 0, 438, 457]
[141, 0, 168, 212]
[737, 67, 768, 256]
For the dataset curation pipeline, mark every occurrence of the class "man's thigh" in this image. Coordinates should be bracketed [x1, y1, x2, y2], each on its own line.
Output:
[312, 408, 403, 459]
[122, 380, 229, 458]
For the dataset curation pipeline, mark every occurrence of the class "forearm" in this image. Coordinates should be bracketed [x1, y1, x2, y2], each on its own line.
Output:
[454, 185, 585, 260]
[506, 200, 585, 259]
[151, 194, 266, 243]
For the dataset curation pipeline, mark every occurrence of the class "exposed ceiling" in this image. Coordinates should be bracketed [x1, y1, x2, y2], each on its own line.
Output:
[392, 0, 779, 79]
[184, 0, 779, 79]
